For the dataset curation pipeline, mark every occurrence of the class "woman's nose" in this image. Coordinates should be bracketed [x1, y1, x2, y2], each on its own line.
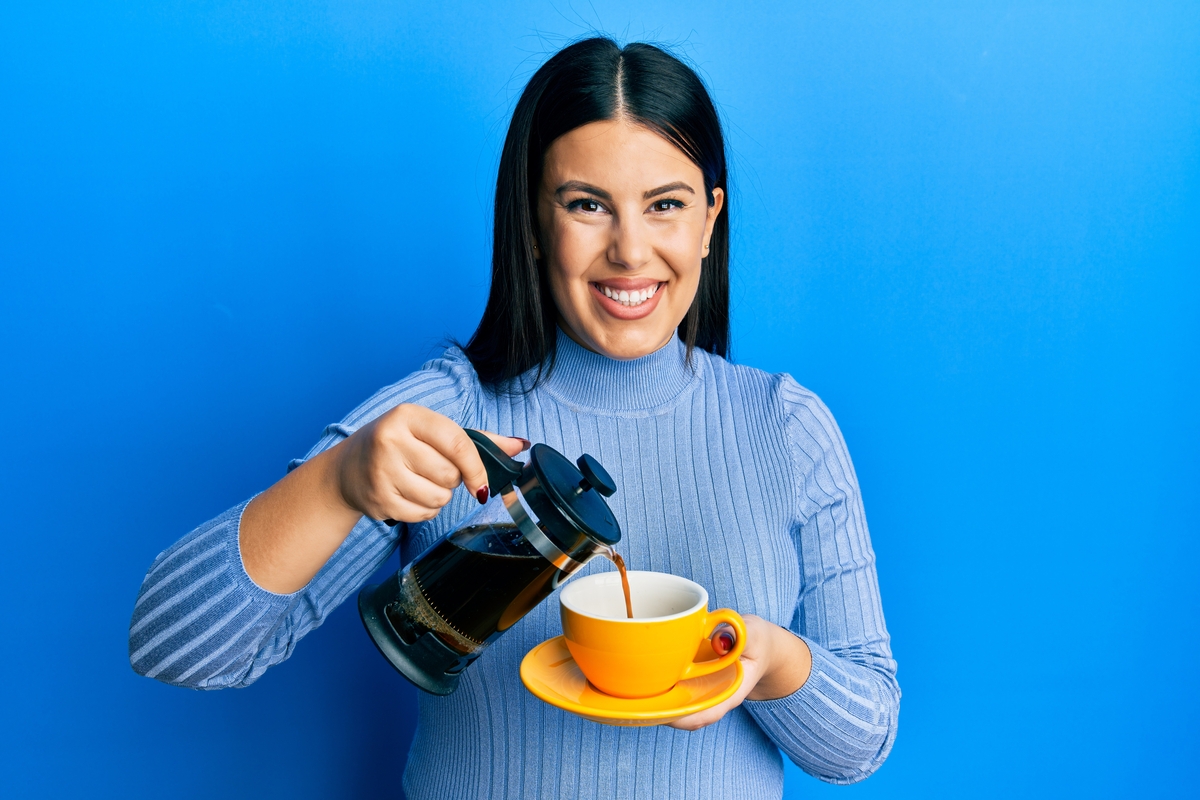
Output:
[607, 216, 652, 270]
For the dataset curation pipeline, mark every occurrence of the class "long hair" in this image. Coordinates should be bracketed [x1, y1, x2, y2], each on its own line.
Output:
[463, 37, 730, 388]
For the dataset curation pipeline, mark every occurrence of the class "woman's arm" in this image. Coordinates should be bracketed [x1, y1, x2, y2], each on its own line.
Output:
[239, 403, 510, 594]
[749, 381, 899, 783]
[128, 352, 522, 688]
[670, 378, 899, 784]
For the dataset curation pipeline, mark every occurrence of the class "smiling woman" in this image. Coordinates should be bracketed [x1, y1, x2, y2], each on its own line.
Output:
[129, 37, 898, 800]
[465, 40, 731, 382]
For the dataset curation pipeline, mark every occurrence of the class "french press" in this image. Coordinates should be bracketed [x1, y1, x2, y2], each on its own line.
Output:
[358, 430, 621, 695]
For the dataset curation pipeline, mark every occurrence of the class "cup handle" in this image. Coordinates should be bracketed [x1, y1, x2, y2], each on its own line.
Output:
[680, 609, 746, 681]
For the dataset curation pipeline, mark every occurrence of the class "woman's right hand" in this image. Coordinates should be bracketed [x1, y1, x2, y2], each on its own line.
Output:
[332, 404, 529, 524]
[240, 404, 527, 594]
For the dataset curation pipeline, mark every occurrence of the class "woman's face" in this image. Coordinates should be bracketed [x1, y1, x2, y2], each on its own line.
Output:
[536, 119, 725, 360]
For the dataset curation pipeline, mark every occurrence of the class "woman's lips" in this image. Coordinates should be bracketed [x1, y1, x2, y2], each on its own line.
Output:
[589, 281, 665, 320]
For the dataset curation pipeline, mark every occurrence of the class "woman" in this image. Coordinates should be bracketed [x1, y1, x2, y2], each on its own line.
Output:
[130, 38, 898, 799]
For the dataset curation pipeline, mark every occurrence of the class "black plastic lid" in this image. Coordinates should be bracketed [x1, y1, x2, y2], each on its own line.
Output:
[528, 444, 621, 546]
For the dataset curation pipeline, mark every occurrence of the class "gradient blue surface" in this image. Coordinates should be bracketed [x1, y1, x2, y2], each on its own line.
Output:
[1, 2, 1196, 798]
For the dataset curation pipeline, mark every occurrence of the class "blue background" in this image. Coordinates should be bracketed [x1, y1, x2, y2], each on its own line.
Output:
[2, 2, 1197, 797]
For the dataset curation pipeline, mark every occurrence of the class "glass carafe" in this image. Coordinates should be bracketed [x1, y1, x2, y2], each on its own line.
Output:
[358, 430, 620, 695]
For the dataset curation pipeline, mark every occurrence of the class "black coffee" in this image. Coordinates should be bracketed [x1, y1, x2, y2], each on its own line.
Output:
[411, 524, 561, 644]
[606, 551, 634, 619]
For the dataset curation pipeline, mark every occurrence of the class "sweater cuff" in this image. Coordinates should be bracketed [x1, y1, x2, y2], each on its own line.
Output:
[742, 635, 895, 784]
[226, 496, 305, 610]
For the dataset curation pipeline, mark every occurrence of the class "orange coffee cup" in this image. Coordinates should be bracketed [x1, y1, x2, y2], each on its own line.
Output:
[559, 571, 747, 699]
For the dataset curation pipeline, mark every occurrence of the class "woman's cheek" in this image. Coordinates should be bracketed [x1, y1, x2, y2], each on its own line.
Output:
[552, 227, 600, 279]
[659, 232, 703, 274]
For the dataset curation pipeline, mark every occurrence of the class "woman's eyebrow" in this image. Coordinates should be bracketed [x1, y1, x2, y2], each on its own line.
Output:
[555, 181, 612, 201]
[644, 182, 695, 199]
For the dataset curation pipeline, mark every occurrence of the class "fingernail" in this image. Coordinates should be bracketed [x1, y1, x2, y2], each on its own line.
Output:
[711, 624, 736, 656]
[516, 437, 532, 451]
[476, 487, 489, 504]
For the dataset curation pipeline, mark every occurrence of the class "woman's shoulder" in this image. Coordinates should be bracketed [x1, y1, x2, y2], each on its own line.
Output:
[701, 351, 843, 446]
[414, 345, 483, 395]
[335, 346, 484, 432]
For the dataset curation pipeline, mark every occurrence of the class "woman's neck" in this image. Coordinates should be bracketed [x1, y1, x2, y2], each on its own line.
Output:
[538, 327, 699, 412]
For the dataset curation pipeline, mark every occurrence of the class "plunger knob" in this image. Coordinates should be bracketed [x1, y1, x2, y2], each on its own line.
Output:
[576, 454, 616, 497]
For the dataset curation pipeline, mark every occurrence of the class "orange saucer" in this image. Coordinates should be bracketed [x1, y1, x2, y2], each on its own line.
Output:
[519, 636, 743, 727]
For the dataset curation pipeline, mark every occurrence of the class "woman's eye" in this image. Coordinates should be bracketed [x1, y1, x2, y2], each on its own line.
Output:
[568, 199, 605, 213]
[651, 200, 684, 213]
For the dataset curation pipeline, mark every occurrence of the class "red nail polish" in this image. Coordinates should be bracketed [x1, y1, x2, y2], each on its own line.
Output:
[476, 487, 489, 504]
[516, 437, 532, 451]
[711, 624, 736, 656]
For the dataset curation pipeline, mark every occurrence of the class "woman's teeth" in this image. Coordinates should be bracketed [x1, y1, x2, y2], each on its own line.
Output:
[599, 283, 659, 307]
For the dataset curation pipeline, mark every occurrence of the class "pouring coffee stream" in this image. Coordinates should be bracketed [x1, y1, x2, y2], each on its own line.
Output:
[603, 548, 634, 620]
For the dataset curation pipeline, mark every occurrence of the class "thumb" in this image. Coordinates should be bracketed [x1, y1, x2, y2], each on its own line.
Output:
[479, 431, 532, 458]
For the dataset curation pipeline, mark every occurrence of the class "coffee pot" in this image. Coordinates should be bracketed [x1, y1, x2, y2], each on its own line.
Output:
[358, 430, 622, 695]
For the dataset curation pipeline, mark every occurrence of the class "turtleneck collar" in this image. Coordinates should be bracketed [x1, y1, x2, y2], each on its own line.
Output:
[537, 327, 701, 413]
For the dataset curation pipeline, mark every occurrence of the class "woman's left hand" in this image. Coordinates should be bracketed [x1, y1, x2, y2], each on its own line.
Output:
[668, 614, 813, 731]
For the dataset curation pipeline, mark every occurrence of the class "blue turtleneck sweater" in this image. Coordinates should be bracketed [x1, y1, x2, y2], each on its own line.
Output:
[129, 331, 899, 799]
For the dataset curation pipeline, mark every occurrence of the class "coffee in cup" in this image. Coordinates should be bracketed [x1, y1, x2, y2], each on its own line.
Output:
[559, 571, 746, 699]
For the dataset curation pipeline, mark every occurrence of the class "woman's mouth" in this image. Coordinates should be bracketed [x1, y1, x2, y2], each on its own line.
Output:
[597, 282, 660, 307]
[589, 280, 666, 320]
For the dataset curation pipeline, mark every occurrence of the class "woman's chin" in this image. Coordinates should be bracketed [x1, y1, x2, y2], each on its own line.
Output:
[571, 323, 675, 361]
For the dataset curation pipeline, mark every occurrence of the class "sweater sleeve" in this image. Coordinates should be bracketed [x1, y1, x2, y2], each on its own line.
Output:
[742, 377, 900, 784]
[128, 349, 482, 689]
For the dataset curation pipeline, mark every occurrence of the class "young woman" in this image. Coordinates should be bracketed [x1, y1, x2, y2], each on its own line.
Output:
[130, 38, 899, 799]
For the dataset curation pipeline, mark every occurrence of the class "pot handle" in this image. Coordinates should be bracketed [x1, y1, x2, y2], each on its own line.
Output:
[465, 429, 524, 494]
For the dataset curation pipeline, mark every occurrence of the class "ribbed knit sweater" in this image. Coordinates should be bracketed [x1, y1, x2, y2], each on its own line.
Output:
[129, 330, 899, 799]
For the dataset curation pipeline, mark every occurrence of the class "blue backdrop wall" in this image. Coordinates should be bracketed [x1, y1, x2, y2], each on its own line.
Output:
[1, 2, 1197, 798]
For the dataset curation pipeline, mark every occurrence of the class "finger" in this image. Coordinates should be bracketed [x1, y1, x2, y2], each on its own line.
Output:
[710, 623, 737, 656]
[667, 682, 750, 731]
[391, 469, 455, 511]
[372, 494, 442, 525]
[668, 697, 734, 731]
[408, 412, 490, 500]
[399, 437, 464, 490]
[478, 430, 531, 457]
[667, 659, 761, 731]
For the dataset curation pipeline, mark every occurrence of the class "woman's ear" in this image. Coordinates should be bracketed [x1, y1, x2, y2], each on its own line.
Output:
[702, 187, 725, 253]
